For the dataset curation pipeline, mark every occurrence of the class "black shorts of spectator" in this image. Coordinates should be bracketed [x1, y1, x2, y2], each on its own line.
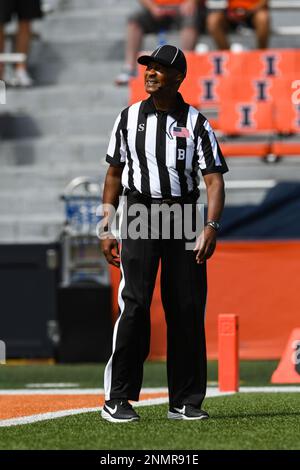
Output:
[0, 0, 43, 87]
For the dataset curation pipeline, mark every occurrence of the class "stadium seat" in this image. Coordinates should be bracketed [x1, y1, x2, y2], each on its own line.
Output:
[244, 49, 298, 78]
[274, 102, 300, 135]
[218, 75, 274, 103]
[271, 77, 300, 134]
[129, 50, 300, 158]
[220, 140, 271, 157]
[272, 137, 300, 157]
[218, 100, 274, 135]
[195, 52, 229, 109]
[179, 52, 203, 108]
[129, 64, 147, 105]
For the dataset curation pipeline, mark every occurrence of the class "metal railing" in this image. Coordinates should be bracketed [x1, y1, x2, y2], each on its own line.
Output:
[60, 177, 109, 287]
[61, 176, 102, 236]
[0, 53, 26, 64]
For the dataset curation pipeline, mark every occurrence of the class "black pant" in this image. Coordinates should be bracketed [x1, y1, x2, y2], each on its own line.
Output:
[0, 0, 42, 24]
[104, 194, 207, 408]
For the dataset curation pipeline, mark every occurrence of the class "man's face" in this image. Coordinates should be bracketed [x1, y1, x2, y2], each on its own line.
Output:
[144, 61, 181, 95]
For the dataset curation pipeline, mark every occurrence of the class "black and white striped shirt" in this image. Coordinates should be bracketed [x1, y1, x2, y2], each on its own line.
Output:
[106, 93, 228, 199]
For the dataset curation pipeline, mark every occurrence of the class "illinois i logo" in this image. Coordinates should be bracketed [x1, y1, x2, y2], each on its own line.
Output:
[262, 54, 279, 77]
[211, 55, 226, 76]
[255, 80, 270, 101]
[237, 104, 255, 129]
[201, 79, 217, 103]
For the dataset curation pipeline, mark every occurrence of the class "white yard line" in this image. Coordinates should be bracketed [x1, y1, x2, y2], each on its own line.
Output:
[0, 387, 168, 395]
[25, 383, 80, 388]
[0, 407, 101, 428]
[0, 386, 299, 428]
[239, 386, 300, 393]
[0, 385, 299, 396]
[0, 388, 104, 395]
[0, 397, 170, 428]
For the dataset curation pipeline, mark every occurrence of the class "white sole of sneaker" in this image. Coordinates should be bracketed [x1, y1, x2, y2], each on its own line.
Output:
[167, 411, 209, 420]
[101, 409, 140, 423]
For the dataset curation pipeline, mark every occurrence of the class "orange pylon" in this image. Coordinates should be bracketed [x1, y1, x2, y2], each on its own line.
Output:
[218, 314, 239, 392]
[271, 329, 300, 383]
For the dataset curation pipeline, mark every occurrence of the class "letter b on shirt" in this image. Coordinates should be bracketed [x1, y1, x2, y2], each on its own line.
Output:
[177, 149, 185, 160]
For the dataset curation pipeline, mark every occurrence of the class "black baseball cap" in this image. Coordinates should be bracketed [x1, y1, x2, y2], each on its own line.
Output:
[138, 44, 187, 76]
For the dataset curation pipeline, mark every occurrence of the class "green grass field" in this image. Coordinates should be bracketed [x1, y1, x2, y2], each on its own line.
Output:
[0, 360, 278, 388]
[0, 361, 299, 450]
[1, 393, 299, 450]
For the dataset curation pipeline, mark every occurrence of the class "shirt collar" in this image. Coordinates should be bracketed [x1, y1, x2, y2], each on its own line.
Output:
[141, 92, 187, 121]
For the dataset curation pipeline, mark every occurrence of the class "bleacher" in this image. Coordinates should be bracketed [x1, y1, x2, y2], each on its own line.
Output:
[0, 0, 300, 242]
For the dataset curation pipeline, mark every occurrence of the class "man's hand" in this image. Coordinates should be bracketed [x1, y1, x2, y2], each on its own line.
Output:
[198, 171, 225, 264]
[100, 164, 123, 267]
[101, 237, 120, 268]
[193, 226, 217, 264]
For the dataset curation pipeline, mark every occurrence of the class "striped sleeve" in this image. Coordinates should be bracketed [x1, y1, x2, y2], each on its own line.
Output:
[197, 118, 228, 176]
[106, 111, 127, 167]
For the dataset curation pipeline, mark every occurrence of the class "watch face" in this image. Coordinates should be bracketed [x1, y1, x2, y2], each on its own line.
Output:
[207, 221, 219, 230]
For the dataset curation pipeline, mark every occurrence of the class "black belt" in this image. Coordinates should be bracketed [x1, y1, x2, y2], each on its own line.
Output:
[124, 188, 199, 205]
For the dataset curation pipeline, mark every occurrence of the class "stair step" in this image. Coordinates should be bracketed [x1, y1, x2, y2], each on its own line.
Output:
[30, 62, 122, 86]
[30, 36, 126, 63]
[41, 10, 130, 38]
[0, 215, 63, 243]
[0, 186, 268, 214]
[60, 0, 136, 12]
[0, 165, 106, 192]
[0, 136, 108, 166]
[0, 191, 64, 214]
[0, 163, 299, 189]
[0, 108, 121, 139]
[4, 84, 128, 111]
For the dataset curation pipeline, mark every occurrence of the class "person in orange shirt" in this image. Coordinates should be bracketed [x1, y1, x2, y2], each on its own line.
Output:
[115, 0, 207, 86]
[207, 0, 270, 50]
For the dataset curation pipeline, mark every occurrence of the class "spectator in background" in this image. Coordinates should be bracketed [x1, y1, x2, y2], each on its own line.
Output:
[207, 0, 270, 50]
[115, 0, 207, 86]
[0, 0, 43, 87]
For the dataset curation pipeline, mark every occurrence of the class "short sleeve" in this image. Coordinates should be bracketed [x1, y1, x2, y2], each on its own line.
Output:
[106, 112, 127, 167]
[197, 119, 229, 176]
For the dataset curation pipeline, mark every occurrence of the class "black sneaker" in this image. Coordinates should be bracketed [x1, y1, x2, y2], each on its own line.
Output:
[101, 400, 140, 423]
[168, 405, 209, 421]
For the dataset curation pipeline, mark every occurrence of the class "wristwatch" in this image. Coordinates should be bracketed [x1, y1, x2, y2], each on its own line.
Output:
[205, 220, 220, 231]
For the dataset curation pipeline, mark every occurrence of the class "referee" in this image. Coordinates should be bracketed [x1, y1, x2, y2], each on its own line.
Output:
[100, 45, 228, 423]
